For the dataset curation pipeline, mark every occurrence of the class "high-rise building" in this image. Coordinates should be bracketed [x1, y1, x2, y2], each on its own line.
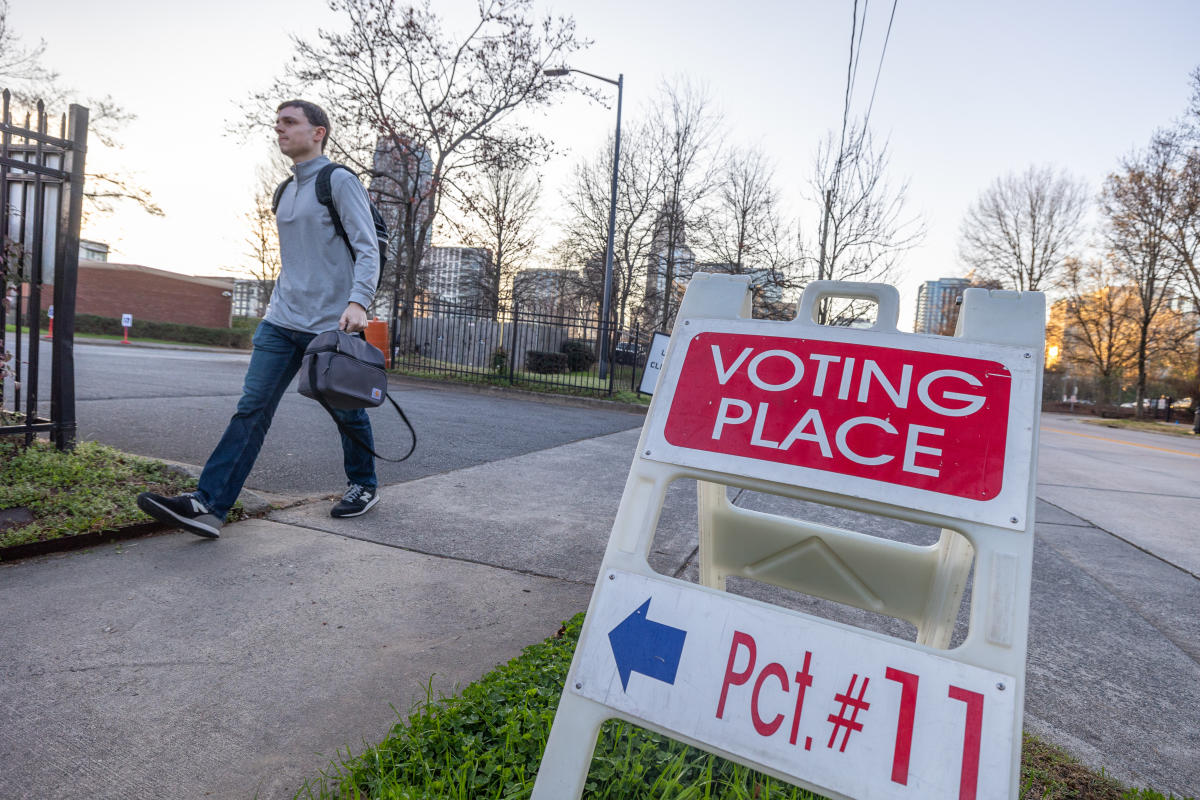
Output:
[914, 277, 972, 335]
[368, 136, 435, 315]
[424, 246, 492, 305]
[368, 136, 434, 241]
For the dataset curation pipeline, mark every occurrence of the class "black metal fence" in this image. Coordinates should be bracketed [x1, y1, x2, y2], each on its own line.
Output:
[0, 91, 88, 449]
[391, 298, 652, 396]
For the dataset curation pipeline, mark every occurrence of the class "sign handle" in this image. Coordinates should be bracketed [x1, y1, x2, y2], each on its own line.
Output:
[796, 281, 900, 332]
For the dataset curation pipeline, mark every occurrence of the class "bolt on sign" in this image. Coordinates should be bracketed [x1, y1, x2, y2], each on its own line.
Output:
[531, 276, 1045, 800]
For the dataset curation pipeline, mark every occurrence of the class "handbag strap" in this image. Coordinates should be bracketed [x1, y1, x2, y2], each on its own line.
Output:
[307, 354, 417, 463]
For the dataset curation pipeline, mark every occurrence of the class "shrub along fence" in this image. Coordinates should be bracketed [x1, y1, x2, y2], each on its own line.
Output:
[37, 311, 258, 349]
[392, 298, 652, 396]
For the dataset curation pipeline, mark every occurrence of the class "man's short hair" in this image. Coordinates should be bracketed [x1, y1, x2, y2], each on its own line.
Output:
[277, 100, 331, 151]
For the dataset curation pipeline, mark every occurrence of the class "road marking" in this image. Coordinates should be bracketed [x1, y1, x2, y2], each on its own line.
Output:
[1041, 427, 1200, 458]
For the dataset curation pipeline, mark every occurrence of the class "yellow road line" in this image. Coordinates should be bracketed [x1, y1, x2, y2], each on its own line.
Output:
[1042, 426, 1200, 458]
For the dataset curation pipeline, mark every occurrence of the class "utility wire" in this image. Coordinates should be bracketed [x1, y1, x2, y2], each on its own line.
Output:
[863, 0, 900, 133]
[849, 0, 871, 108]
[836, 0, 860, 173]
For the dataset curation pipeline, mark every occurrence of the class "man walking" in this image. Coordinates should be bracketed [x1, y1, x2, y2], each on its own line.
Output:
[137, 100, 381, 538]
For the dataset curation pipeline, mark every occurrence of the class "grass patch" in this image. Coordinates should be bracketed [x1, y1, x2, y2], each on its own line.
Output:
[295, 614, 814, 800]
[0, 438, 197, 550]
[1081, 418, 1197, 439]
[295, 614, 1187, 800]
[391, 364, 651, 407]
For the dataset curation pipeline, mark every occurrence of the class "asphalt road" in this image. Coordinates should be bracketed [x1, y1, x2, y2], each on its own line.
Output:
[3, 336, 645, 497]
[1036, 414, 1200, 576]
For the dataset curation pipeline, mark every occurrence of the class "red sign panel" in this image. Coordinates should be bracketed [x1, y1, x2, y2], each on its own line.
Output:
[663, 333, 1012, 500]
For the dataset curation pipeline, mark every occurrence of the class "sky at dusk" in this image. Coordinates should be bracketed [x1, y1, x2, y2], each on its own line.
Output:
[9, 0, 1200, 328]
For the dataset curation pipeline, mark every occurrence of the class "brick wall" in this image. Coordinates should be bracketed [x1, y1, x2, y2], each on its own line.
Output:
[31, 261, 233, 328]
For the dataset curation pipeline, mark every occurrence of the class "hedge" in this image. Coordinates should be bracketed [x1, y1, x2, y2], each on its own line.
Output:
[526, 350, 569, 374]
[39, 311, 257, 348]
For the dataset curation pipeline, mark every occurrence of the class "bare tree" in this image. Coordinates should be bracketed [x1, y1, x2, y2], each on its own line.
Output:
[1101, 135, 1183, 416]
[0, 1, 55, 93]
[0, 1, 161, 220]
[452, 160, 542, 314]
[257, 0, 588, 350]
[694, 145, 800, 317]
[959, 164, 1088, 292]
[642, 78, 722, 330]
[558, 121, 660, 329]
[227, 159, 291, 316]
[1159, 80, 1200, 402]
[800, 122, 924, 324]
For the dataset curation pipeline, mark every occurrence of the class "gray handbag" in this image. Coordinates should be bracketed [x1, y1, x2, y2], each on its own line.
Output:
[299, 330, 416, 461]
[299, 330, 387, 409]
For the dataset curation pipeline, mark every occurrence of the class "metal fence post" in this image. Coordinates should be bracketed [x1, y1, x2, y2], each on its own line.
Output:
[508, 302, 518, 385]
[50, 103, 87, 450]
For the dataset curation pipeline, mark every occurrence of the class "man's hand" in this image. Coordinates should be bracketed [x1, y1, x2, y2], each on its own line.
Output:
[338, 302, 369, 333]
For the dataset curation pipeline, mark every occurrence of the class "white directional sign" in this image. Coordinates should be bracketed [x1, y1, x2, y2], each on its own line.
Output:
[638, 331, 672, 395]
[121, 313, 133, 328]
[573, 571, 1016, 800]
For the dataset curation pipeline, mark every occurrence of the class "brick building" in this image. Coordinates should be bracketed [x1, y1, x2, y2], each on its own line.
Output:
[30, 261, 234, 328]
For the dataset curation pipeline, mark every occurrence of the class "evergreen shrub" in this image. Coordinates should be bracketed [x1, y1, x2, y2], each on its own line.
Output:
[526, 350, 568, 374]
[560, 338, 597, 372]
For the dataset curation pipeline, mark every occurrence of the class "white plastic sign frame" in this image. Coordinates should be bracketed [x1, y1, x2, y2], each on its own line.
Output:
[531, 276, 1044, 800]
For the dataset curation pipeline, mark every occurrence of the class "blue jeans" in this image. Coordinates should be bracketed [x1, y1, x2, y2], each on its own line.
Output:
[196, 320, 376, 519]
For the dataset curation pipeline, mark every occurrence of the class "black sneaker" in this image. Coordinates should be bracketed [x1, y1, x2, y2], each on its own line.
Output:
[331, 483, 379, 518]
[136, 492, 222, 538]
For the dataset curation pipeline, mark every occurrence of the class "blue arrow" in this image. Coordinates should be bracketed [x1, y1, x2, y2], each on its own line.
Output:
[608, 598, 687, 692]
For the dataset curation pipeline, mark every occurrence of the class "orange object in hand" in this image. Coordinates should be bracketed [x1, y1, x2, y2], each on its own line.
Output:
[365, 318, 391, 368]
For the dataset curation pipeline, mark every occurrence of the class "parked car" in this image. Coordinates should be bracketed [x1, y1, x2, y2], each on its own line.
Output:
[613, 342, 640, 366]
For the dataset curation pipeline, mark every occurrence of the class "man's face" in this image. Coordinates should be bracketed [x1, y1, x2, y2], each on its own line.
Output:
[275, 106, 324, 160]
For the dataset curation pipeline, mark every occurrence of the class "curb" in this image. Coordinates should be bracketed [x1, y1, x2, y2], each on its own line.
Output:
[0, 520, 170, 562]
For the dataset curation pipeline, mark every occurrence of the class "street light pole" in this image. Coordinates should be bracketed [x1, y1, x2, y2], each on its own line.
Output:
[545, 66, 622, 380]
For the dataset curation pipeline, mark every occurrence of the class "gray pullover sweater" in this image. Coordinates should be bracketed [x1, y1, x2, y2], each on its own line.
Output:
[265, 155, 379, 334]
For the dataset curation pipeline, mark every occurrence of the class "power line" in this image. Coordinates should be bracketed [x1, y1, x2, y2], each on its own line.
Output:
[836, 0, 860, 171]
[863, 0, 900, 133]
[849, 0, 871, 109]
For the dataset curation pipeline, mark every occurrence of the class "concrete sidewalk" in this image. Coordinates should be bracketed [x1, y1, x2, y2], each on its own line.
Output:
[2, 428, 1197, 798]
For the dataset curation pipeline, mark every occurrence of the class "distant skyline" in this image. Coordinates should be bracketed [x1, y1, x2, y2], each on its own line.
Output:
[10, 0, 1200, 329]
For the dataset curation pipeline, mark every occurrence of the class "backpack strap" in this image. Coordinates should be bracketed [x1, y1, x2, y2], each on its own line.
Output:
[271, 176, 293, 214]
[316, 163, 356, 262]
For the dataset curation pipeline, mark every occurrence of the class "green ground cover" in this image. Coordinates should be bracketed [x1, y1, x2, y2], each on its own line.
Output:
[1080, 418, 1197, 439]
[295, 614, 1188, 800]
[391, 361, 651, 406]
[0, 437, 197, 550]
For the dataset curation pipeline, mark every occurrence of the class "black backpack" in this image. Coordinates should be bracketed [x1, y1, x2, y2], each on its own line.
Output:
[272, 163, 389, 285]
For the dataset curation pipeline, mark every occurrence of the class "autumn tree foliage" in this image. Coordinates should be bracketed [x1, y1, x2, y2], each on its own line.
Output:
[1100, 135, 1190, 415]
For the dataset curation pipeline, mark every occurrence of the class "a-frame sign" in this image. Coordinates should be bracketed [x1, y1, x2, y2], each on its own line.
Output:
[532, 276, 1045, 800]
